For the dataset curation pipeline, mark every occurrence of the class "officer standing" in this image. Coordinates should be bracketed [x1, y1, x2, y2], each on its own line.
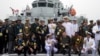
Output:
[31, 18, 40, 52]
[55, 21, 65, 39]
[31, 18, 39, 34]
[79, 20, 89, 37]
[21, 19, 31, 56]
[62, 16, 74, 38]
[23, 19, 31, 39]
[92, 20, 100, 48]
[88, 20, 95, 38]
[72, 19, 79, 36]
[8, 20, 16, 54]
[55, 21, 65, 52]
[15, 19, 24, 36]
[48, 19, 56, 38]
[0, 20, 5, 54]
[38, 20, 49, 52]
[3, 19, 10, 53]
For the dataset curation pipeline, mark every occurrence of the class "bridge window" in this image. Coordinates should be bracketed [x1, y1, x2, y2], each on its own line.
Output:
[32, 3, 37, 8]
[26, 12, 31, 16]
[39, 0, 46, 1]
[38, 2, 46, 7]
[48, 0, 52, 2]
[48, 3, 54, 8]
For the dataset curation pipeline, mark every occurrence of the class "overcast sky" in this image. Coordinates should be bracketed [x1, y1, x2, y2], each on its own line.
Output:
[0, 0, 100, 21]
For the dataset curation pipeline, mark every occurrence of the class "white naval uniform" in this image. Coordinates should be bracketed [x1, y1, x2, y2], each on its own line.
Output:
[48, 23, 56, 34]
[62, 22, 74, 37]
[48, 23, 56, 38]
[92, 25, 100, 48]
[82, 37, 96, 56]
[72, 23, 79, 36]
[45, 38, 58, 56]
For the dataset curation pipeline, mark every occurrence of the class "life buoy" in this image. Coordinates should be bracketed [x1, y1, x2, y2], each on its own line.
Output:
[70, 8, 76, 16]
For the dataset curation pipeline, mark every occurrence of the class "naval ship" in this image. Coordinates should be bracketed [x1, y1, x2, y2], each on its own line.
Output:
[9, 0, 84, 24]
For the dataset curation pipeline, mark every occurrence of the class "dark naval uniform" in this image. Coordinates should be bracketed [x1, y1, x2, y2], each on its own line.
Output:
[15, 23, 24, 36]
[88, 24, 95, 38]
[55, 25, 65, 39]
[60, 36, 71, 56]
[31, 22, 39, 34]
[37, 25, 49, 52]
[15, 37, 24, 55]
[31, 23, 40, 51]
[55, 25, 65, 52]
[0, 26, 5, 54]
[29, 36, 37, 55]
[3, 23, 9, 53]
[79, 23, 89, 37]
[72, 33, 83, 56]
[8, 24, 16, 53]
[21, 32, 31, 56]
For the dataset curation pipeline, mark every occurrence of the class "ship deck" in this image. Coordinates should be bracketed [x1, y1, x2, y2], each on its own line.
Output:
[1, 54, 100, 56]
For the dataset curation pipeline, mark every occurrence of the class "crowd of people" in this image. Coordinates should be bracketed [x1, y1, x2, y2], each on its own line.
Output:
[0, 16, 100, 56]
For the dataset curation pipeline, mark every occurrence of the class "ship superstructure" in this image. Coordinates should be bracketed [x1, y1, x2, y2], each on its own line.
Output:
[9, 0, 78, 24]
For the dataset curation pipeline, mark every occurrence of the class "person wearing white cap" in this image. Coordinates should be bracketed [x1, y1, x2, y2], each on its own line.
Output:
[62, 16, 74, 38]
[48, 19, 56, 38]
[45, 34, 58, 56]
[81, 31, 96, 56]
[72, 19, 79, 36]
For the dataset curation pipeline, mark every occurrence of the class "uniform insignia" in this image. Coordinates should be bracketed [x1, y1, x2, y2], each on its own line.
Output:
[22, 42, 25, 46]
[15, 46, 18, 48]
[19, 29, 22, 33]
[34, 43, 36, 45]
[77, 38, 79, 41]
[59, 29, 61, 32]
[36, 27, 39, 29]
[25, 26, 28, 29]
[57, 32, 60, 35]
[6, 29, 8, 33]
[63, 45, 65, 48]
[42, 30, 44, 34]
[0, 32, 3, 36]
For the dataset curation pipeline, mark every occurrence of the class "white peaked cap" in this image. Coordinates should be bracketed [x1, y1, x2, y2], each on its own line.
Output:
[63, 16, 70, 19]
